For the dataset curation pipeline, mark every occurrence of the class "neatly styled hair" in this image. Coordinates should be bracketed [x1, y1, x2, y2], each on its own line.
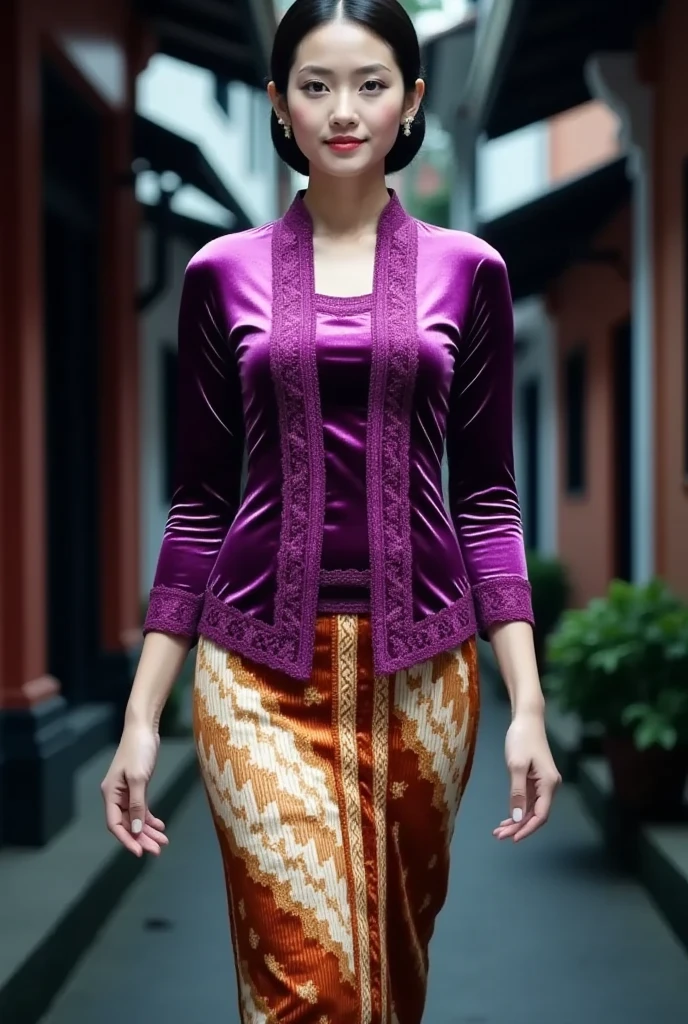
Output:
[268, 0, 426, 176]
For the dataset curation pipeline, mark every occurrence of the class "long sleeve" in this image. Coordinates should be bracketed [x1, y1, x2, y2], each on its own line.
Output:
[143, 253, 245, 639]
[446, 251, 535, 635]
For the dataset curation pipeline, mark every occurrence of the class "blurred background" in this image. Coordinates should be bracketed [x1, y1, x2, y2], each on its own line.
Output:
[1, 0, 688, 1021]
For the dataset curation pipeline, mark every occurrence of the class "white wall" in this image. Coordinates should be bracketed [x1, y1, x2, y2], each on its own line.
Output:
[475, 121, 549, 221]
[137, 55, 280, 227]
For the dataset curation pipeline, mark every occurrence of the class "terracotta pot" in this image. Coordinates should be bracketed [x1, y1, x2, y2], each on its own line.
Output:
[603, 734, 688, 817]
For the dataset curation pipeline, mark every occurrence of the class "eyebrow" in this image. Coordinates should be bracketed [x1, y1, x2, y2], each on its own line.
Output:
[297, 63, 392, 76]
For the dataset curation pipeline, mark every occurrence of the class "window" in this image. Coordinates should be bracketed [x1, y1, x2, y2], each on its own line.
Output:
[161, 347, 178, 503]
[564, 348, 586, 495]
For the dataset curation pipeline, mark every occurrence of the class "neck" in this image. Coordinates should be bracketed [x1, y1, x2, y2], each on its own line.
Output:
[302, 168, 392, 240]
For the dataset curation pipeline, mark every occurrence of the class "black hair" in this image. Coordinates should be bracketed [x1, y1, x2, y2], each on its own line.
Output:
[268, 0, 426, 176]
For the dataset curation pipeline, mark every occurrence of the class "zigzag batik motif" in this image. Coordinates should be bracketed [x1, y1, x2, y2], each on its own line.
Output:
[193, 617, 479, 1024]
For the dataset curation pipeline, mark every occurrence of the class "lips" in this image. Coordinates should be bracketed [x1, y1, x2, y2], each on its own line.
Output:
[325, 137, 365, 152]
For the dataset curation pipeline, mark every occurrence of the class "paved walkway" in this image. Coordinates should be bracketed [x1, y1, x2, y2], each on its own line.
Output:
[40, 677, 688, 1023]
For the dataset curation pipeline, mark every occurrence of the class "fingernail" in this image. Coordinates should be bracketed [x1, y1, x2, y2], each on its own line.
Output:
[131, 818, 143, 834]
[512, 808, 523, 822]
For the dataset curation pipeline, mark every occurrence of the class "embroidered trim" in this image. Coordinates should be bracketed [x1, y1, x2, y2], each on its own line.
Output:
[143, 585, 204, 637]
[370, 215, 418, 665]
[199, 589, 308, 677]
[319, 569, 371, 587]
[315, 293, 373, 314]
[317, 598, 371, 614]
[198, 588, 478, 680]
[269, 213, 326, 676]
[472, 576, 534, 633]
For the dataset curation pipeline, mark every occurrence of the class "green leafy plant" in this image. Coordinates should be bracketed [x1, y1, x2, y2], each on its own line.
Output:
[544, 578, 688, 751]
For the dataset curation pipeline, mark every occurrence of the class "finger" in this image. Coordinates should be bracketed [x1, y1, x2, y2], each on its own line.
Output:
[104, 800, 143, 856]
[512, 787, 555, 841]
[146, 810, 166, 831]
[138, 831, 163, 856]
[508, 761, 529, 823]
[142, 823, 169, 846]
[126, 775, 149, 838]
[513, 811, 547, 842]
[494, 811, 534, 839]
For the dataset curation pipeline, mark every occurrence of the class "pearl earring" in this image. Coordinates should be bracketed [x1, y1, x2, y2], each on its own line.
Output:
[403, 116, 414, 137]
[278, 118, 292, 140]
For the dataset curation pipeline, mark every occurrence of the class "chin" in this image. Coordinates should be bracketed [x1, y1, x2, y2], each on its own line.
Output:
[310, 149, 384, 178]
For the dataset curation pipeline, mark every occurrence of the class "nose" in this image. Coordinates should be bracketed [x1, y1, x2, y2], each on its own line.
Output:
[329, 91, 359, 129]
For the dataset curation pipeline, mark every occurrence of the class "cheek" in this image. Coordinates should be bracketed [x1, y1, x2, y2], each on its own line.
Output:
[365, 95, 403, 136]
[288, 96, 319, 137]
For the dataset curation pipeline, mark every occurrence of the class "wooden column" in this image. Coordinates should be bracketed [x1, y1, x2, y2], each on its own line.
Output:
[0, 0, 74, 846]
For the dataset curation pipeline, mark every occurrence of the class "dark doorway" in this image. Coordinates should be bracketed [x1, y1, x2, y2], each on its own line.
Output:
[522, 379, 540, 550]
[42, 62, 102, 703]
[612, 319, 633, 582]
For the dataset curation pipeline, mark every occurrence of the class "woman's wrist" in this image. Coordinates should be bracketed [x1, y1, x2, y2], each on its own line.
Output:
[124, 701, 162, 732]
[123, 631, 190, 734]
[487, 621, 545, 719]
[510, 695, 546, 721]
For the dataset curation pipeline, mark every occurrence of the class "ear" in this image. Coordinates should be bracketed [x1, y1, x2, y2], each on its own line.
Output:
[267, 81, 290, 123]
[404, 78, 426, 120]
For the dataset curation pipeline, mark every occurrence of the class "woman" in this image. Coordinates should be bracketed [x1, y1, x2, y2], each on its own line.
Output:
[101, 0, 561, 1019]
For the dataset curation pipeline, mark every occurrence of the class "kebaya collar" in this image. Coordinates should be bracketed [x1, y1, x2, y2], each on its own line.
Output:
[282, 187, 409, 238]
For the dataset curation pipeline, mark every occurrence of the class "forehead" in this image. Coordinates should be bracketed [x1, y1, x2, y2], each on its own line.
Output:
[293, 19, 397, 74]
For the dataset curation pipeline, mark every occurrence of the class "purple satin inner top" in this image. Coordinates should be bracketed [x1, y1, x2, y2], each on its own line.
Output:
[316, 293, 372, 612]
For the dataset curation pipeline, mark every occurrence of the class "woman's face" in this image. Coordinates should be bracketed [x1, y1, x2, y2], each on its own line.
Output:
[271, 19, 423, 177]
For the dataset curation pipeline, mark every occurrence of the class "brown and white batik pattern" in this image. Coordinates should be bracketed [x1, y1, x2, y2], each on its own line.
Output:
[193, 614, 480, 1024]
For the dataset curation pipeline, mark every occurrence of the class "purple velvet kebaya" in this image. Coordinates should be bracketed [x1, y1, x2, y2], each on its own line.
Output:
[143, 189, 535, 680]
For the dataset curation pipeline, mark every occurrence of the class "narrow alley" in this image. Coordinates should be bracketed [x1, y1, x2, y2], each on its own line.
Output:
[39, 673, 688, 1024]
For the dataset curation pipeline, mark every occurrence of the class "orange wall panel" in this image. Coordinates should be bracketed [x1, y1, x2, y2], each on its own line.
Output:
[549, 205, 632, 608]
[549, 101, 620, 185]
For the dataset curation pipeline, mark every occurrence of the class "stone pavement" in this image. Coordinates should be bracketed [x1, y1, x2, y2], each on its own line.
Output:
[40, 676, 688, 1024]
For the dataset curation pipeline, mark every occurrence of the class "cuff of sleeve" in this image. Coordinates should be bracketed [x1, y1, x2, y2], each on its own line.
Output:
[472, 576, 535, 638]
[142, 585, 205, 640]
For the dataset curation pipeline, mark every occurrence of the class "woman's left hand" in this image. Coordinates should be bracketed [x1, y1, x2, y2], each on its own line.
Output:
[493, 710, 562, 843]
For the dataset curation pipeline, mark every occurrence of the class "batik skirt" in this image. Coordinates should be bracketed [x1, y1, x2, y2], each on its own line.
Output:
[193, 613, 480, 1024]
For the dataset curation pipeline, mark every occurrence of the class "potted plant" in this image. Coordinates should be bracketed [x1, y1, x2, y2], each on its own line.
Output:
[526, 549, 569, 671]
[544, 578, 688, 817]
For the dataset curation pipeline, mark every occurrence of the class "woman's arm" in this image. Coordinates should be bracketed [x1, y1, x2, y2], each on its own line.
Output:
[447, 250, 559, 840]
[125, 632, 191, 731]
[143, 251, 245, 642]
[446, 250, 534, 640]
[488, 621, 544, 717]
[102, 252, 244, 856]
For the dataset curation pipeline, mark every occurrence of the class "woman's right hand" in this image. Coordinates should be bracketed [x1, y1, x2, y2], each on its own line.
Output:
[100, 721, 169, 858]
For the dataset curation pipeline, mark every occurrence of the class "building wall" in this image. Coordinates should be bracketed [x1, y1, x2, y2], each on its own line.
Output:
[548, 101, 620, 184]
[548, 204, 632, 606]
[0, 0, 141, 712]
[512, 300, 558, 557]
[475, 121, 549, 221]
[653, 0, 688, 596]
[137, 57, 280, 228]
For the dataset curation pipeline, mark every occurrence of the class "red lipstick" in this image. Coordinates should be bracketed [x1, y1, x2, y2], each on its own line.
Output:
[326, 135, 364, 152]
